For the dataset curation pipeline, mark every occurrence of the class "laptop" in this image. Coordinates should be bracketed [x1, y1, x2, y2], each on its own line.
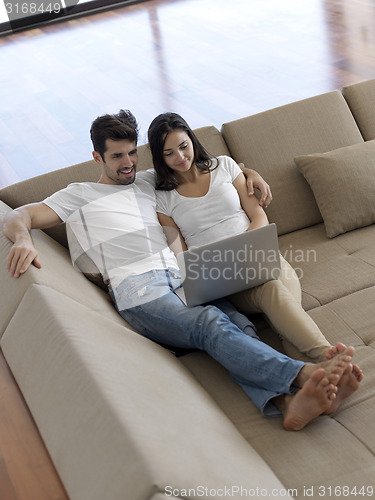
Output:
[175, 223, 281, 307]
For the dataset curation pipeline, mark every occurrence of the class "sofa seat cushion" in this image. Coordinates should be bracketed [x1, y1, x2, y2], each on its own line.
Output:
[278, 224, 375, 310]
[294, 140, 375, 237]
[181, 286, 375, 497]
[1, 284, 291, 500]
[307, 287, 375, 351]
[0, 201, 123, 337]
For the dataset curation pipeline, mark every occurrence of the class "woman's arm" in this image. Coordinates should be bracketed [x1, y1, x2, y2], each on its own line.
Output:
[232, 172, 269, 230]
[157, 212, 188, 256]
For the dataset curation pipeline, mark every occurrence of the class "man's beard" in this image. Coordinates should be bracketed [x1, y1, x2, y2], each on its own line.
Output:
[115, 165, 137, 185]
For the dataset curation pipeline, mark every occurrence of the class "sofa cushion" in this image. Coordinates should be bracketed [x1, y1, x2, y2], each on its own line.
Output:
[0, 160, 101, 248]
[343, 78, 375, 141]
[137, 125, 231, 173]
[194, 125, 231, 156]
[294, 140, 375, 237]
[1, 284, 291, 500]
[278, 224, 375, 310]
[221, 91, 363, 235]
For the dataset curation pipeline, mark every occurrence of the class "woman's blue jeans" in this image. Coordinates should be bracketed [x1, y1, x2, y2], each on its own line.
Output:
[113, 268, 305, 417]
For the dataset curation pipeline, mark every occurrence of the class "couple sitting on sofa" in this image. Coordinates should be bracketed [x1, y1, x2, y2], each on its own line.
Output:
[3, 108, 363, 431]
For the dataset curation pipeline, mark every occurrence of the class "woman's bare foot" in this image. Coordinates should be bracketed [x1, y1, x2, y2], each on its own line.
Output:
[324, 342, 347, 361]
[272, 347, 359, 430]
[324, 363, 363, 415]
[295, 346, 355, 388]
[276, 369, 338, 431]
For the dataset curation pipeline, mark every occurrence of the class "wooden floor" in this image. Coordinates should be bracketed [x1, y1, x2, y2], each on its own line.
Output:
[1, 0, 375, 497]
[1, 0, 375, 189]
[0, 349, 68, 499]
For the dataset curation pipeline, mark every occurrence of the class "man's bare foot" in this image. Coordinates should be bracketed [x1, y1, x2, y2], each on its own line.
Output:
[324, 363, 363, 415]
[324, 342, 347, 361]
[296, 347, 355, 388]
[276, 369, 338, 431]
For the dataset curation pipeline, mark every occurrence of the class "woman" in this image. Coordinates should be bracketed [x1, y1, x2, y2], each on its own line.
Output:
[148, 112, 333, 362]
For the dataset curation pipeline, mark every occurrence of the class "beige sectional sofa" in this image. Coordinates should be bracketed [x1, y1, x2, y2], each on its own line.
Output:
[1, 78, 375, 500]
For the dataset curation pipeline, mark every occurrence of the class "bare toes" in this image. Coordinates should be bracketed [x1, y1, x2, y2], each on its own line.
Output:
[324, 342, 347, 361]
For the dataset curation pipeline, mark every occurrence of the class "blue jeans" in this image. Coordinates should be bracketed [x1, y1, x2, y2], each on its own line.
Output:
[113, 268, 305, 417]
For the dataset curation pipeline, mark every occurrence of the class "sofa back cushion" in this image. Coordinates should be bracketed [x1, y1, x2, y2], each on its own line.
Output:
[137, 124, 230, 170]
[0, 160, 101, 248]
[221, 91, 364, 235]
[0, 126, 228, 249]
[343, 78, 375, 140]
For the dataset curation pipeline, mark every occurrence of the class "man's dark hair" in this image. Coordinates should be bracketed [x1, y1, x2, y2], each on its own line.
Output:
[90, 109, 139, 159]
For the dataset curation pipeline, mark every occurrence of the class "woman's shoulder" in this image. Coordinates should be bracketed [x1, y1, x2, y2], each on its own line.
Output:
[218, 155, 238, 164]
[212, 156, 241, 176]
[155, 186, 178, 203]
[155, 186, 180, 215]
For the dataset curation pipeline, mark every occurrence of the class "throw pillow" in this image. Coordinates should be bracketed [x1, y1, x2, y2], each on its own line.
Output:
[294, 140, 375, 237]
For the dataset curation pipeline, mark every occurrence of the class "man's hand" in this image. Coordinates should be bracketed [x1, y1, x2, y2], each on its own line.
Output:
[3, 202, 61, 278]
[6, 237, 42, 278]
[239, 163, 272, 208]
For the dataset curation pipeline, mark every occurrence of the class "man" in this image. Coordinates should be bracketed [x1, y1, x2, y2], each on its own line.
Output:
[3, 110, 361, 431]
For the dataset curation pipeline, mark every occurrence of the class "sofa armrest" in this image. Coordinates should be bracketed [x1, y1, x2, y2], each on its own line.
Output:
[1, 284, 293, 500]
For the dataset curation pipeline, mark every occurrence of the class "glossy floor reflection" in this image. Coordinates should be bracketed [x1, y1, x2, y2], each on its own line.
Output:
[0, 0, 375, 187]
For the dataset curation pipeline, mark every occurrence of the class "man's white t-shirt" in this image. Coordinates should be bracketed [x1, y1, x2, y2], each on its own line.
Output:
[43, 169, 177, 294]
[156, 156, 251, 248]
